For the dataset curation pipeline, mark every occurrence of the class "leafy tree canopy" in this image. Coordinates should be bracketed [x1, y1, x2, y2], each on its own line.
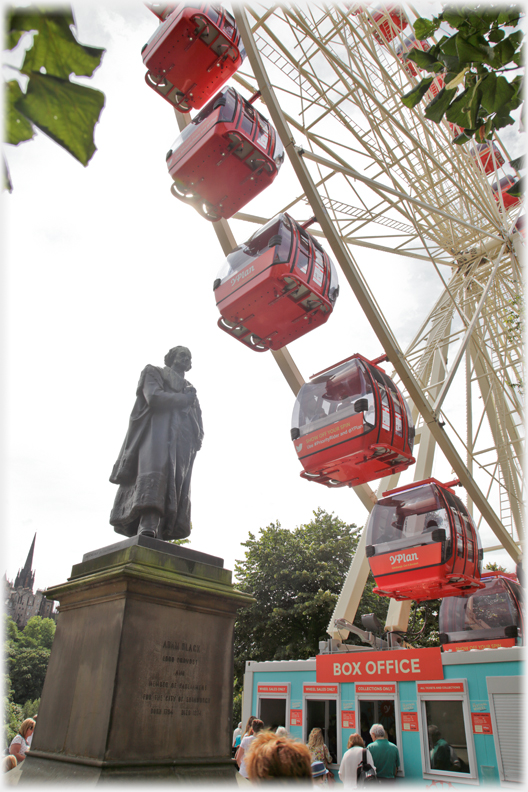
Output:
[8, 647, 51, 706]
[401, 4, 524, 144]
[4, 5, 106, 189]
[230, 510, 441, 725]
[4, 616, 56, 709]
[233, 510, 361, 674]
[18, 615, 56, 651]
[4, 615, 19, 644]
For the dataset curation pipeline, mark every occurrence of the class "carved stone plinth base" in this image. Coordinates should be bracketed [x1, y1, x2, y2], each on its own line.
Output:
[19, 536, 253, 784]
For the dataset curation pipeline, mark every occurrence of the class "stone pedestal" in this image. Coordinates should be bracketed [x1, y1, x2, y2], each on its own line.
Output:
[19, 536, 254, 784]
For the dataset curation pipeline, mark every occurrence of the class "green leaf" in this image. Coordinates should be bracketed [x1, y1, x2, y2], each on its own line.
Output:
[407, 48, 444, 72]
[491, 37, 517, 68]
[483, 117, 494, 139]
[456, 34, 492, 64]
[492, 106, 515, 130]
[14, 72, 105, 166]
[401, 76, 434, 109]
[446, 81, 484, 129]
[424, 86, 458, 123]
[4, 156, 13, 193]
[488, 29, 505, 43]
[5, 28, 27, 50]
[413, 17, 441, 40]
[506, 177, 523, 197]
[440, 33, 460, 57]
[9, 8, 105, 79]
[452, 129, 472, 144]
[442, 9, 468, 29]
[505, 30, 524, 51]
[509, 155, 525, 170]
[512, 48, 523, 66]
[5, 80, 35, 145]
[497, 9, 522, 26]
[480, 73, 515, 114]
[445, 68, 468, 89]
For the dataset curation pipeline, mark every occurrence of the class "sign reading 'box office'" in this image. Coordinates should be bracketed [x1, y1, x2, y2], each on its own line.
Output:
[316, 647, 443, 683]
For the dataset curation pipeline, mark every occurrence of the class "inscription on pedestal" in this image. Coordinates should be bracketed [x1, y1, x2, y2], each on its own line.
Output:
[142, 641, 211, 719]
[108, 600, 231, 760]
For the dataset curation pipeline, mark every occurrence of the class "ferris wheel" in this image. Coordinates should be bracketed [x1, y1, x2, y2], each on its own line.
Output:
[155, 2, 524, 638]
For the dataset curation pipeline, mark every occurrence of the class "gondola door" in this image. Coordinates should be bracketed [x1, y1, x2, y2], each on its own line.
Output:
[442, 488, 481, 585]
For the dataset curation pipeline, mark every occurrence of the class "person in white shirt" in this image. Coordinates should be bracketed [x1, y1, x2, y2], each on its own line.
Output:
[339, 733, 376, 788]
[9, 719, 35, 764]
[236, 718, 264, 780]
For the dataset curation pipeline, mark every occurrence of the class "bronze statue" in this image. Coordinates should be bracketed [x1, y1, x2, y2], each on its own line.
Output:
[109, 346, 203, 540]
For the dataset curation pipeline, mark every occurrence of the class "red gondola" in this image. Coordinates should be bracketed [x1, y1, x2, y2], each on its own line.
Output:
[166, 87, 284, 221]
[470, 141, 505, 174]
[291, 354, 415, 487]
[214, 213, 339, 351]
[492, 175, 522, 210]
[142, 3, 245, 112]
[365, 478, 484, 602]
[146, 2, 178, 21]
[370, 5, 408, 44]
[439, 571, 524, 647]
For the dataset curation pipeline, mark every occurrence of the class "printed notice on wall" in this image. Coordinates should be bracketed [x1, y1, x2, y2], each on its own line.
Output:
[341, 711, 356, 729]
[471, 713, 493, 734]
[290, 709, 302, 727]
[401, 712, 419, 731]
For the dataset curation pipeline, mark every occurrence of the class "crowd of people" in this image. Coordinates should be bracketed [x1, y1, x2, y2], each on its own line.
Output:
[233, 716, 400, 785]
[5, 711, 400, 784]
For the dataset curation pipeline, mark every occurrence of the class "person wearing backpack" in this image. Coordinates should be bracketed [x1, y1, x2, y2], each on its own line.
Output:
[339, 733, 376, 788]
[368, 724, 399, 782]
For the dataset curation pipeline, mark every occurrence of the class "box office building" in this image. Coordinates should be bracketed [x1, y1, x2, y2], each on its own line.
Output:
[242, 646, 523, 786]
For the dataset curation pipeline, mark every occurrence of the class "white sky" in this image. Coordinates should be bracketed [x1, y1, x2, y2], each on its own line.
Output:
[2, 1, 522, 596]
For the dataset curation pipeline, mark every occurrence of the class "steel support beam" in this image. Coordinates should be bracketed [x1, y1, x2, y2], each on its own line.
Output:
[235, 5, 520, 563]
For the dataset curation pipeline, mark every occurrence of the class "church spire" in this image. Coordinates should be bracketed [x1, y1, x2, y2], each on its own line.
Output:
[14, 534, 36, 590]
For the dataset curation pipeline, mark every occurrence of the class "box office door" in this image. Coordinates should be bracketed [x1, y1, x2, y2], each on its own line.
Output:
[259, 698, 287, 731]
[358, 700, 398, 746]
[305, 698, 338, 764]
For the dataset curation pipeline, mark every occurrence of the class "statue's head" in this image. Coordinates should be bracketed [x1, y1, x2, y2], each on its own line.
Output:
[165, 346, 192, 371]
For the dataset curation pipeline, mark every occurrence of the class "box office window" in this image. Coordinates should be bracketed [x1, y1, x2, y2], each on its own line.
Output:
[259, 698, 287, 731]
[417, 682, 476, 781]
[424, 700, 470, 774]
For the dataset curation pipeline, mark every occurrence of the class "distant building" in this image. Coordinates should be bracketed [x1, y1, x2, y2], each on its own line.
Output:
[4, 534, 55, 628]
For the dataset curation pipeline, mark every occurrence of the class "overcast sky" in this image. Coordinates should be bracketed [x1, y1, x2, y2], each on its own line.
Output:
[3, 0, 521, 598]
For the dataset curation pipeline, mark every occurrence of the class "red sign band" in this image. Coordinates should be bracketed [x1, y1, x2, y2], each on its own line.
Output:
[304, 684, 338, 695]
[317, 647, 443, 683]
[369, 543, 442, 576]
[442, 638, 515, 652]
[417, 682, 463, 694]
